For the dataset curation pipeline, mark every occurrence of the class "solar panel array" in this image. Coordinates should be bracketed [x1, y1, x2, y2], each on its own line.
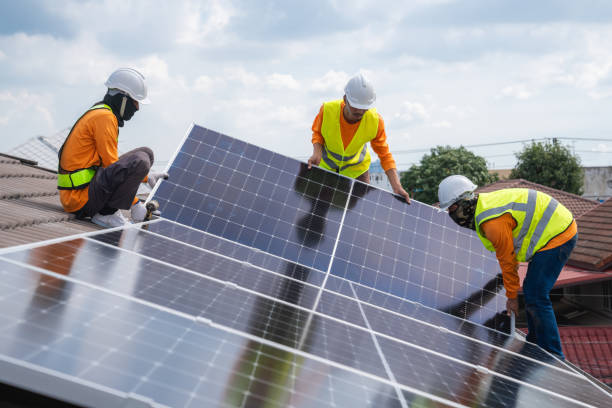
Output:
[0, 124, 609, 407]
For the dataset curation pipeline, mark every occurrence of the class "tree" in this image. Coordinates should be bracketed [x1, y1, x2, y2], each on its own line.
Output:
[400, 145, 498, 205]
[510, 140, 583, 195]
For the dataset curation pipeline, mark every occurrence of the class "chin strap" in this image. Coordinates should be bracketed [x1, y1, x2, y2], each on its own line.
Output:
[119, 95, 127, 118]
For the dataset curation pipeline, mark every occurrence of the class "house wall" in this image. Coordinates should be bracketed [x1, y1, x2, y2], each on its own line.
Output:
[582, 166, 612, 202]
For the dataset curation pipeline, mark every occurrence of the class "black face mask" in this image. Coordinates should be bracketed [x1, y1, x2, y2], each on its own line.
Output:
[449, 197, 478, 231]
[120, 95, 138, 121]
[102, 92, 138, 126]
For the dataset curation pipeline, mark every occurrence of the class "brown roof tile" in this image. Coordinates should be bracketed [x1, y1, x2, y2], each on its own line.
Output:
[0, 154, 103, 248]
[568, 198, 612, 271]
[476, 179, 599, 218]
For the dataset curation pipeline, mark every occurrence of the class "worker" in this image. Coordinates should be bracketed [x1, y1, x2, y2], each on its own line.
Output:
[438, 175, 577, 359]
[308, 72, 410, 203]
[57, 67, 168, 228]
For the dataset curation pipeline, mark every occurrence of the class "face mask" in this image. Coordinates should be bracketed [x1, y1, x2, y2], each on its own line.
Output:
[120, 95, 138, 121]
[449, 198, 477, 230]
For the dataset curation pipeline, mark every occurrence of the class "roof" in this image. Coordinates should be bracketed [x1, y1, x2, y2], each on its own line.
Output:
[0, 153, 102, 248]
[517, 262, 612, 290]
[559, 326, 612, 385]
[520, 326, 612, 386]
[568, 198, 612, 271]
[476, 178, 599, 218]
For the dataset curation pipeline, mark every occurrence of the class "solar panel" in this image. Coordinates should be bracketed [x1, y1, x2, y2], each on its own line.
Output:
[0, 123, 610, 407]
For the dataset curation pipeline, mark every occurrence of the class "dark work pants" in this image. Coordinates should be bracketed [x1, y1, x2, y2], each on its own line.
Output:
[74, 147, 153, 218]
[523, 233, 578, 359]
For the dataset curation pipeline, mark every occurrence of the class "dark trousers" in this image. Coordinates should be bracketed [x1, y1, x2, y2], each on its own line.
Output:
[75, 147, 153, 218]
[523, 233, 578, 359]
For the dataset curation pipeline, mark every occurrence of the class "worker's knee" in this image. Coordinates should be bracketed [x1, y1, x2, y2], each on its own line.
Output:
[131, 150, 153, 177]
[137, 146, 154, 165]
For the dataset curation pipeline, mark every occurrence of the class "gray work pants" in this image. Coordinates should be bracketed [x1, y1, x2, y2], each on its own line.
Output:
[75, 147, 153, 218]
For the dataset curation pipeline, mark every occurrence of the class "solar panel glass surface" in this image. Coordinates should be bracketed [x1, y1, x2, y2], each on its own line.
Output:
[0, 124, 610, 407]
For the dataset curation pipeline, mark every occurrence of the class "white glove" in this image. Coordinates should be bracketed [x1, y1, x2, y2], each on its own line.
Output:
[147, 172, 169, 188]
[131, 201, 147, 222]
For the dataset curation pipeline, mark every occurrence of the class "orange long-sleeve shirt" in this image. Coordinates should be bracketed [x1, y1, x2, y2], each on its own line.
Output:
[311, 102, 397, 171]
[59, 108, 142, 212]
[480, 213, 577, 299]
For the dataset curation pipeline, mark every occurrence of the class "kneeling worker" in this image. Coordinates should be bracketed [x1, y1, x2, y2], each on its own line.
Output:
[58, 67, 168, 227]
[438, 175, 577, 359]
[308, 72, 410, 203]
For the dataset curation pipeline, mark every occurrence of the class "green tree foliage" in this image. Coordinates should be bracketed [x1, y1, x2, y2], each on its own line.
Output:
[400, 146, 498, 204]
[510, 140, 583, 195]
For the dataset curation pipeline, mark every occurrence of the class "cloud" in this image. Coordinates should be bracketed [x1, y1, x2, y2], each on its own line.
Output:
[266, 73, 300, 91]
[0, 90, 54, 130]
[194, 75, 214, 93]
[500, 84, 534, 100]
[394, 101, 431, 124]
[176, 0, 236, 47]
[311, 70, 349, 94]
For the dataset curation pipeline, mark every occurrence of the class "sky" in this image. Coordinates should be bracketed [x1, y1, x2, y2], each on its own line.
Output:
[1, 0, 612, 170]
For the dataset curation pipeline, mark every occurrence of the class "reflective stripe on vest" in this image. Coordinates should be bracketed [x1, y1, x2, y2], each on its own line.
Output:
[475, 188, 574, 261]
[57, 104, 113, 190]
[319, 99, 379, 179]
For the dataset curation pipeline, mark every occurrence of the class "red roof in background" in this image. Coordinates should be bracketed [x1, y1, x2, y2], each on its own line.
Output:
[476, 179, 599, 218]
[568, 198, 612, 272]
[559, 327, 612, 385]
[517, 263, 612, 290]
[518, 326, 612, 385]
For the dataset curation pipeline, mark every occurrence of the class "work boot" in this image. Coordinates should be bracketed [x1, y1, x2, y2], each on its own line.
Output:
[91, 210, 130, 228]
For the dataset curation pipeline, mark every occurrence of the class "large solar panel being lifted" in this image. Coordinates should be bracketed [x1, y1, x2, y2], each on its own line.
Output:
[0, 123, 609, 407]
[155, 125, 507, 328]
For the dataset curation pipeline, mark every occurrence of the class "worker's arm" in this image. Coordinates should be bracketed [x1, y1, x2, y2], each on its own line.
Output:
[309, 105, 325, 169]
[479, 214, 520, 314]
[371, 116, 410, 203]
[385, 168, 410, 203]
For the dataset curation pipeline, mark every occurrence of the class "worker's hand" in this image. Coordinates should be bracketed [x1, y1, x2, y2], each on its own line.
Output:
[147, 172, 169, 188]
[506, 297, 519, 317]
[386, 169, 410, 204]
[307, 153, 322, 169]
[393, 185, 411, 204]
[308, 143, 323, 169]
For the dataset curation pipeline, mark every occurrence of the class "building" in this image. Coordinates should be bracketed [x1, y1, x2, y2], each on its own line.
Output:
[582, 166, 612, 202]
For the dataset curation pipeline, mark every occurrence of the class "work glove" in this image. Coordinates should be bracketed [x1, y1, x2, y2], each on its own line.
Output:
[147, 172, 169, 188]
[131, 201, 147, 222]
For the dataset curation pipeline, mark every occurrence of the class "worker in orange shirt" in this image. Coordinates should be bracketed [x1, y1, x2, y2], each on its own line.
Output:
[438, 175, 577, 359]
[308, 72, 410, 203]
[57, 68, 167, 227]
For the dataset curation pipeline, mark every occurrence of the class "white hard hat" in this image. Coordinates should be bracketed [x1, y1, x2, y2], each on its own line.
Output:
[438, 175, 477, 210]
[105, 68, 150, 104]
[344, 72, 376, 109]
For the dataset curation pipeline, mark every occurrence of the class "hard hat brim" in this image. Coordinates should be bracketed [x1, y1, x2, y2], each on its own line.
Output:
[346, 95, 374, 110]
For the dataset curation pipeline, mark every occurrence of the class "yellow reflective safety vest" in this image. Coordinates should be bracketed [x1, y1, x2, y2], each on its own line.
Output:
[475, 188, 574, 261]
[319, 99, 379, 179]
[57, 104, 113, 190]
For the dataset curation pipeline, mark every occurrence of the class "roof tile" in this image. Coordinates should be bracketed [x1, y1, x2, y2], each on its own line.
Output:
[569, 198, 612, 271]
[0, 154, 104, 248]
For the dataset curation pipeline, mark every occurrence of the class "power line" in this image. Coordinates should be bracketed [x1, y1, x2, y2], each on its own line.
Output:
[393, 137, 612, 155]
